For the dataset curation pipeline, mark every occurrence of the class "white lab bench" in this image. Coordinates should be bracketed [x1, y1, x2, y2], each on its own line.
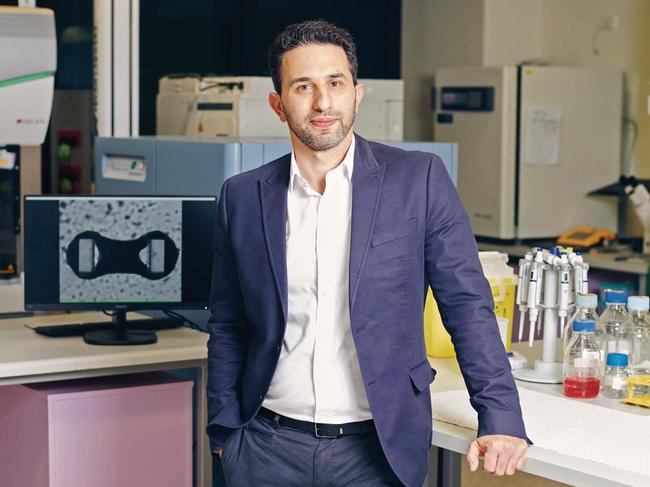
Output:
[426, 341, 650, 487]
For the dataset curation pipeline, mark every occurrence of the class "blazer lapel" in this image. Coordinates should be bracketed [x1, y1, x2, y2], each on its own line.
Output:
[349, 135, 385, 314]
[260, 155, 290, 324]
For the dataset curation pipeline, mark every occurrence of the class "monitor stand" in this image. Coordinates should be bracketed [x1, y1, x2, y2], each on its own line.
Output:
[84, 309, 157, 346]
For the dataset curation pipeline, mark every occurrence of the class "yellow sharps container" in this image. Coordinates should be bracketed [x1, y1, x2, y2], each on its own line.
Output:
[424, 251, 518, 358]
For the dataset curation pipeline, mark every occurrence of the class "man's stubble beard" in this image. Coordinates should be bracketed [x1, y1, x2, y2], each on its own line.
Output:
[283, 98, 357, 151]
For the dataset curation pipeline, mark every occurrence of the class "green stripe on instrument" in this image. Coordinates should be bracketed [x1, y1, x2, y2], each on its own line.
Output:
[0, 71, 54, 88]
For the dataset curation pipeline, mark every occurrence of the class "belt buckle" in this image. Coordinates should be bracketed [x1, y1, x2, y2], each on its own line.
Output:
[314, 423, 339, 439]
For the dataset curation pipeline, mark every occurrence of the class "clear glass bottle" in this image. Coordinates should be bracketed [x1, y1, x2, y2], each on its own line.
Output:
[628, 296, 650, 396]
[598, 290, 630, 360]
[563, 293, 599, 358]
[602, 352, 629, 399]
[563, 319, 601, 399]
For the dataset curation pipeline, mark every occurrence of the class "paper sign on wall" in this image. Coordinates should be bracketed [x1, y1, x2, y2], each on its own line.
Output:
[526, 106, 562, 166]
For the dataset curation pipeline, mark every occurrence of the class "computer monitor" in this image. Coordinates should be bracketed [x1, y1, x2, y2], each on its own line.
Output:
[23, 195, 216, 345]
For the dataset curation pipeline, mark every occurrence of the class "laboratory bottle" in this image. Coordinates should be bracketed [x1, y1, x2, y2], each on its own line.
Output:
[563, 293, 599, 358]
[628, 296, 650, 384]
[563, 319, 601, 398]
[601, 353, 629, 399]
[598, 290, 630, 360]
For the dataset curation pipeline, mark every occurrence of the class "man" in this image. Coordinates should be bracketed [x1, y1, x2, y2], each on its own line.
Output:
[206, 20, 530, 487]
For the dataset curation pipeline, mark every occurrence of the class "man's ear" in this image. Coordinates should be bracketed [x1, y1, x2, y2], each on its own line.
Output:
[268, 92, 287, 123]
[354, 82, 365, 115]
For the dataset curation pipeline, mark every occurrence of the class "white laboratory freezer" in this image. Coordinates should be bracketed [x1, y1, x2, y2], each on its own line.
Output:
[433, 66, 623, 240]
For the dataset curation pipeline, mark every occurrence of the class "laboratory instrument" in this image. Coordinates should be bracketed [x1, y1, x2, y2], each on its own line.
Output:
[0, 6, 56, 146]
[557, 227, 616, 249]
[1, 6, 57, 277]
[157, 75, 404, 141]
[621, 176, 650, 254]
[433, 65, 622, 239]
[94, 137, 456, 198]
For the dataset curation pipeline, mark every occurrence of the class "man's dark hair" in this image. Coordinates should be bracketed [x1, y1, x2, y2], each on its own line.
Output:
[268, 20, 358, 93]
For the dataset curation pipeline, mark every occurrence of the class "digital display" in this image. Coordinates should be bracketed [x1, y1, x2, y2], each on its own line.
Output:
[440, 87, 494, 112]
[24, 195, 216, 311]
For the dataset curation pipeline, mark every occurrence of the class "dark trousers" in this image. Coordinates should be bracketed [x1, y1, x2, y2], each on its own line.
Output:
[216, 412, 403, 486]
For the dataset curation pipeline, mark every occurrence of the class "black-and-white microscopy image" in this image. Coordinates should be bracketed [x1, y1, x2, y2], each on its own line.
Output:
[59, 199, 182, 303]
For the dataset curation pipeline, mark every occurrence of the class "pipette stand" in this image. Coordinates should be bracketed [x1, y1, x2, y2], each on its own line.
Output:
[513, 265, 563, 383]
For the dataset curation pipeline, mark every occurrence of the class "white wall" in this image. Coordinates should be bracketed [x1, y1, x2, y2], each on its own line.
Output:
[482, 0, 542, 65]
[539, 0, 650, 181]
[401, 0, 485, 140]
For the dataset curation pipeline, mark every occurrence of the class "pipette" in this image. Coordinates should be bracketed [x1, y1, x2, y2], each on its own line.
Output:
[527, 252, 544, 346]
[580, 262, 590, 293]
[558, 256, 571, 336]
[516, 253, 533, 341]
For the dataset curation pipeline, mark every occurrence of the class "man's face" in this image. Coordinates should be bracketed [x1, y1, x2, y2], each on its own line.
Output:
[269, 43, 364, 151]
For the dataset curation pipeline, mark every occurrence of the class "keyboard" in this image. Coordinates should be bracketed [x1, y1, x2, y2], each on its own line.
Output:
[32, 317, 185, 337]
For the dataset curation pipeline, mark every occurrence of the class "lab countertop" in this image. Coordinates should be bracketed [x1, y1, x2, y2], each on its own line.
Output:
[0, 311, 208, 384]
[428, 341, 650, 486]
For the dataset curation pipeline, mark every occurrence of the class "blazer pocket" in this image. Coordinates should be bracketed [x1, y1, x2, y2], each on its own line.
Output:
[371, 217, 417, 247]
[408, 358, 437, 393]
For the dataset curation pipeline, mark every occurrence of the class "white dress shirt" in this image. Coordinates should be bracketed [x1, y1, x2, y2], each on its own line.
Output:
[262, 136, 372, 423]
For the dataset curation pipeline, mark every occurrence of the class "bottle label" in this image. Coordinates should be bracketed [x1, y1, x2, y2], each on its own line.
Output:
[607, 341, 630, 354]
[612, 377, 628, 390]
[575, 357, 597, 368]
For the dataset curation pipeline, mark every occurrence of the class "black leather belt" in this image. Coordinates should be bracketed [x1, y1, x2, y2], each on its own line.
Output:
[258, 407, 375, 439]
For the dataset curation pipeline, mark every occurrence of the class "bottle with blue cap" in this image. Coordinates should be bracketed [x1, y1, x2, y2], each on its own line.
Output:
[563, 293, 599, 357]
[563, 318, 601, 398]
[602, 353, 629, 399]
[598, 290, 630, 365]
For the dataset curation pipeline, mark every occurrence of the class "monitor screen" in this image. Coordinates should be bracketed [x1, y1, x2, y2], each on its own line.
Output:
[23, 195, 216, 312]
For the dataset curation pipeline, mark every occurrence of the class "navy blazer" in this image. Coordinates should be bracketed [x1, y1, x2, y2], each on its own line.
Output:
[206, 135, 529, 487]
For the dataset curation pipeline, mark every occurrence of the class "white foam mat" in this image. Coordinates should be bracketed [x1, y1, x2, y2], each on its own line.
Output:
[431, 388, 650, 477]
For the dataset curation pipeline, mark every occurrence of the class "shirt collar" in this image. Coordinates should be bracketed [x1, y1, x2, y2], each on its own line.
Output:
[289, 135, 355, 194]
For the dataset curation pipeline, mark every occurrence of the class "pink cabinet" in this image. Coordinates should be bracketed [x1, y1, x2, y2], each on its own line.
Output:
[0, 373, 193, 487]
